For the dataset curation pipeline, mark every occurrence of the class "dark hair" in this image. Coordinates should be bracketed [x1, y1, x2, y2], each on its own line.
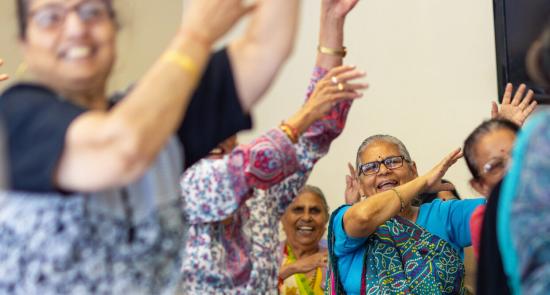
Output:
[463, 118, 520, 179]
[16, 0, 117, 39]
[418, 179, 461, 205]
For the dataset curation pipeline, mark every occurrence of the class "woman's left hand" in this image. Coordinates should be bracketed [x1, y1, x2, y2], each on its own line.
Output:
[491, 83, 537, 127]
[322, 0, 360, 19]
[0, 59, 9, 82]
[285, 65, 368, 135]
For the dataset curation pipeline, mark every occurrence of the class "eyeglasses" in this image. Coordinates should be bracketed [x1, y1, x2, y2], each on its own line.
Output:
[480, 156, 510, 178]
[358, 156, 408, 176]
[28, 0, 113, 31]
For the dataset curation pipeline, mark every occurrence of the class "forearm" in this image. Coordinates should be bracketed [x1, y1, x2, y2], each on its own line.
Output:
[228, 0, 300, 111]
[56, 33, 211, 191]
[279, 263, 299, 280]
[344, 177, 428, 238]
[316, 7, 346, 69]
[108, 32, 210, 163]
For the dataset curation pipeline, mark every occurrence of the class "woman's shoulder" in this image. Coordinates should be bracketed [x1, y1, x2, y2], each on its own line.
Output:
[1, 82, 56, 100]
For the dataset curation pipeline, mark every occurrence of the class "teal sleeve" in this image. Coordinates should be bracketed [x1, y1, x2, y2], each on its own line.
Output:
[446, 198, 486, 248]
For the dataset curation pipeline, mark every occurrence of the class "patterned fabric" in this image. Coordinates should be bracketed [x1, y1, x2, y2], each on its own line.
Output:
[279, 242, 327, 295]
[326, 206, 466, 295]
[0, 138, 186, 294]
[498, 112, 550, 295]
[180, 67, 352, 294]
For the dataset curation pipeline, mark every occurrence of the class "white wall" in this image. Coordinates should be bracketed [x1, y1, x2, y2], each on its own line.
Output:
[0, 0, 497, 212]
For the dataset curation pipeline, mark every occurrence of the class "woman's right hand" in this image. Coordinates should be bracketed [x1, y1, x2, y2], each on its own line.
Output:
[181, 0, 255, 45]
[286, 65, 368, 135]
[422, 148, 463, 194]
[291, 251, 328, 274]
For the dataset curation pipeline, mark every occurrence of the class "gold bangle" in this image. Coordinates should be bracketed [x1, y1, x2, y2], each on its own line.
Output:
[317, 45, 347, 58]
[279, 123, 298, 143]
[390, 188, 406, 213]
[163, 50, 198, 77]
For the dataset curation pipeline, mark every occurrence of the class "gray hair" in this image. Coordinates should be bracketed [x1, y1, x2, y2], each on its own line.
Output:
[355, 135, 413, 170]
[299, 185, 330, 219]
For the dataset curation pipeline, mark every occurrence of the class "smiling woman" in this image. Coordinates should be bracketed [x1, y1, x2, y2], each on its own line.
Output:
[280, 185, 330, 295]
[0, 0, 300, 293]
[326, 134, 486, 294]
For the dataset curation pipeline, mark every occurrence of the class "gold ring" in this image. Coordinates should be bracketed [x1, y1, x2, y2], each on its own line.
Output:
[337, 82, 345, 91]
[331, 76, 339, 85]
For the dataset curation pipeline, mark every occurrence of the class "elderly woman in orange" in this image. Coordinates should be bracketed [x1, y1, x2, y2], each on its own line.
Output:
[279, 185, 330, 295]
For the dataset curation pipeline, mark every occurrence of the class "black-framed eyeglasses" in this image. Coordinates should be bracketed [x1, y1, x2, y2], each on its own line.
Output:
[358, 155, 408, 176]
[29, 0, 113, 31]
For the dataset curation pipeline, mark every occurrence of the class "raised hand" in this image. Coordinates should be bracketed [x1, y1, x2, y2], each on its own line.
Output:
[423, 148, 463, 194]
[0, 59, 9, 82]
[345, 162, 361, 204]
[181, 0, 255, 45]
[285, 65, 368, 134]
[322, 0, 360, 19]
[491, 83, 538, 127]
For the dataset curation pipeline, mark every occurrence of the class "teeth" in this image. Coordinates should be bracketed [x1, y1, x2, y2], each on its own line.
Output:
[298, 226, 313, 231]
[66, 47, 92, 59]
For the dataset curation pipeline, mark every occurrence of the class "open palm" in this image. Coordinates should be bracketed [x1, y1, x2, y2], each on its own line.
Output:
[492, 83, 537, 127]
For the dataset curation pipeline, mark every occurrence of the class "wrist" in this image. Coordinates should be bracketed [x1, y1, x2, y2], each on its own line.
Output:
[178, 26, 214, 50]
[285, 109, 314, 136]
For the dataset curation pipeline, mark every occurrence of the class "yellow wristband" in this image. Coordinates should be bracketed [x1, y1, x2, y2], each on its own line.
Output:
[163, 50, 198, 77]
[318, 45, 347, 58]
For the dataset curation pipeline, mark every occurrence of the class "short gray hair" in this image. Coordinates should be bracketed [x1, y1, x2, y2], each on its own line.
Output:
[298, 185, 330, 219]
[355, 135, 413, 170]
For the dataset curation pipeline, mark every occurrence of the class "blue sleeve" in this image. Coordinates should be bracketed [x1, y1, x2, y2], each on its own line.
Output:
[445, 198, 486, 248]
[332, 205, 369, 257]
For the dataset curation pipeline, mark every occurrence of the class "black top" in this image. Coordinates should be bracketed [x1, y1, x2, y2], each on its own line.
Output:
[476, 180, 511, 295]
[0, 48, 251, 192]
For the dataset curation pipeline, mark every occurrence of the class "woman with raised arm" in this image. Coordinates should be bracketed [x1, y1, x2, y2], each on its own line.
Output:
[327, 134, 485, 294]
[0, 0, 298, 293]
[180, 0, 362, 293]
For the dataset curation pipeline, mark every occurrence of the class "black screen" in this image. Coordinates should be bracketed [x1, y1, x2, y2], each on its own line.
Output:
[494, 0, 550, 102]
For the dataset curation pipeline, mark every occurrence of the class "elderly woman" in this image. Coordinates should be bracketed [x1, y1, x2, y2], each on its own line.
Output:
[279, 185, 330, 295]
[180, 1, 362, 293]
[0, 0, 300, 293]
[327, 135, 485, 294]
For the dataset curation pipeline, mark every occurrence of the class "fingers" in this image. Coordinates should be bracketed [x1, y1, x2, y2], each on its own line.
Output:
[347, 162, 357, 176]
[0, 74, 8, 82]
[518, 89, 534, 109]
[491, 101, 498, 119]
[502, 83, 513, 104]
[326, 65, 357, 79]
[511, 84, 527, 106]
[524, 100, 538, 118]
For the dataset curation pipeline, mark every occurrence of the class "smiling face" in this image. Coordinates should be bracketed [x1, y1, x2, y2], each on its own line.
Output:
[470, 128, 516, 196]
[21, 0, 116, 94]
[282, 191, 328, 250]
[358, 140, 418, 197]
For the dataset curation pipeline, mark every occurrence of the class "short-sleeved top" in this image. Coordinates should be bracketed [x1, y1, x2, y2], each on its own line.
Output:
[0, 48, 251, 294]
[0, 48, 251, 192]
[332, 198, 485, 295]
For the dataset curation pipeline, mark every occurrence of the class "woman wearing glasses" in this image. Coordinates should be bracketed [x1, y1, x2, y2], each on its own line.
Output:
[326, 135, 485, 294]
[0, 0, 299, 293]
